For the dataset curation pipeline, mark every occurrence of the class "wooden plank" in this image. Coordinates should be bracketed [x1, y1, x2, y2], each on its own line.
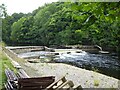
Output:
[4, 68, 18, 90]
[18, 76, 55, 81]
[7, 80, 14, 90]
[19, 87, 45, 90]
[18, 69, 30, 78]
[19, 81, 54, 86]
[18, 76, 55, 89]
[56, 80, 74, 90]
[8, 69, 17, 80]
[5, 69, 17, 81]
[46, 76, 66, 90]
[4, 83, 10, 90]
[75, 85, 83, 90]
[17, 72, 26, 78]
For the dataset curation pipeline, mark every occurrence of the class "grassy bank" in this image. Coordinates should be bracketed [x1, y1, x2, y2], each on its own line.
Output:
[0, 45, 17, 89]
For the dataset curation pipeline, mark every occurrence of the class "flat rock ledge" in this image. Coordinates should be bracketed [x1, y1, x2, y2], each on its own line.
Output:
[24, 62, 119, 88]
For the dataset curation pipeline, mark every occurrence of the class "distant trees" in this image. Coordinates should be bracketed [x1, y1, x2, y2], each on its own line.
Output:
[0, 4, 7, 18]
[2, 2, 120, 56]
[2, 16, 13, 43]
[0, 4, 6, 42]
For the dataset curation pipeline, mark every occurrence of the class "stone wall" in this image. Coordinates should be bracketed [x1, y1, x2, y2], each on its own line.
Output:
[3, 47, 26, 63]
[8, 46, 45, 54]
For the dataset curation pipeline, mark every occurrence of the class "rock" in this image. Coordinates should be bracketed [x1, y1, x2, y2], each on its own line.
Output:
[44, 46, 55, 52]
[94, 45, 102, 51]
[67, 52, 71, 54]
[54, 53, 59, 55]
[27, 59, 39, 63]
[99, 51, 109, 54]
[76, 50, 82, 53]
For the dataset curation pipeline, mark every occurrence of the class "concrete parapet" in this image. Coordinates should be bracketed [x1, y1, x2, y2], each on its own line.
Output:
[3, 47, 26, 63]
[6, 46, 45, 54]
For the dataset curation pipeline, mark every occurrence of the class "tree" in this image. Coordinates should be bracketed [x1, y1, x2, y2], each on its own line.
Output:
[11, 17, 26, 44]
[2, 2, 120, 57]
[0, 4, 7, 18]
[2, 16, 14, 44]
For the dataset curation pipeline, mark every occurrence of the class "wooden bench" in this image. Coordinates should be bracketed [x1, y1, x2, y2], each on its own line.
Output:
[4, 68, 55, 90]
[4, 68, 18, 90]
[18, 76, 55, 90]
[4, 69, 82, 90]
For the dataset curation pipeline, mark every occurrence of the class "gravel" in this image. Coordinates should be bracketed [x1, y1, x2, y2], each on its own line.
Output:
[24, 62, 119, 88]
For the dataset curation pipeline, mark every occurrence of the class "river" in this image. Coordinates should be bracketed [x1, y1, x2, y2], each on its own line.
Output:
[18, 50, 120, 79]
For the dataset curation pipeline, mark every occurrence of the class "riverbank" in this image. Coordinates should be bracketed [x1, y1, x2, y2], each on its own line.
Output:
[3, 46, 120, 89]
[0, 46, 17, 89]
[24, 62, 119, 88]
[3, 52, 119, 88]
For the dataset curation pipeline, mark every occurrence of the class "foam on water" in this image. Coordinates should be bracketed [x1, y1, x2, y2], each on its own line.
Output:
[18, 50, 120, 79]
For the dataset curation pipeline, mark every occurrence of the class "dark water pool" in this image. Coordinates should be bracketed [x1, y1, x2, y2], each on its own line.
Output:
[18, 51, 120, 79]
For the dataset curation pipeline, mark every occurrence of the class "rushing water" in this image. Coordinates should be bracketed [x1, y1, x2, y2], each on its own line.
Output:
[54, 51, 120, 79]
[18, 50, 120, 79]
[18, 51, 50, 58]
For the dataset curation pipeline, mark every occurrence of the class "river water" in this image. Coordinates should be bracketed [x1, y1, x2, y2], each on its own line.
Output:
[18, 50, 120, 79]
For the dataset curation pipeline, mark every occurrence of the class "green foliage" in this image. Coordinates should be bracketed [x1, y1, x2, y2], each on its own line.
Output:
[2, 12, 26, 45]
[0, 42, 6, 47]
[11, 17, 26, 43]
[10, 16, 34, 45]
[2, 16, 13, 44]
[0, 4, 7, 18]
[2, 2, 120, 57]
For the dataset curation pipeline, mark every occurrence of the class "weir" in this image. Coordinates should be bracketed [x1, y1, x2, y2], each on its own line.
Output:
[3, 46, 120, 79]
[2, 46, 119, 88]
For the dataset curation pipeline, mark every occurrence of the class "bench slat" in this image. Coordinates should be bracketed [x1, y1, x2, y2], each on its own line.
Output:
[18, 76, 55, 89]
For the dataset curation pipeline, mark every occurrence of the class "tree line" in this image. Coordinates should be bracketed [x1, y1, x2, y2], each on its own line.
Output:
[1, 2, 120, 57]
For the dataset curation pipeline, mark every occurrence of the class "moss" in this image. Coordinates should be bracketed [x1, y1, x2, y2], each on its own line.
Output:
[0, 42, 6, 47]
[94, 79, 99, 87]
[86, 80, 88, 82]
[108, 88, 117, 90]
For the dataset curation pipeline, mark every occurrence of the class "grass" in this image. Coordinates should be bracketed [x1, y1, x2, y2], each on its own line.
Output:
[92, 67, 99, 72]
[0, 43, 17, 89]
[94, 79, 99, 87]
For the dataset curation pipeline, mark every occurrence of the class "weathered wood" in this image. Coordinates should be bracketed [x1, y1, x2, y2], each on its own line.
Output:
[19, 87, 45, 90]
[18, 69, 30, 78]
[4, 68, 56, 90]
[7, 80, 14, 90]
[4, 83, 11, 90]
[56, 80, 74, 90]
[4, 68, 18, 90]
[75, 85, 83, 90]
[46, 76, 67, 90]
[18, 76, 55, 90]
[17, 72, 26, 78]
[5, 69, 17, 81]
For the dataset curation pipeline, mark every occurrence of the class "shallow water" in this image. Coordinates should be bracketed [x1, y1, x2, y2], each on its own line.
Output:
[18, 51, 120, 79]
